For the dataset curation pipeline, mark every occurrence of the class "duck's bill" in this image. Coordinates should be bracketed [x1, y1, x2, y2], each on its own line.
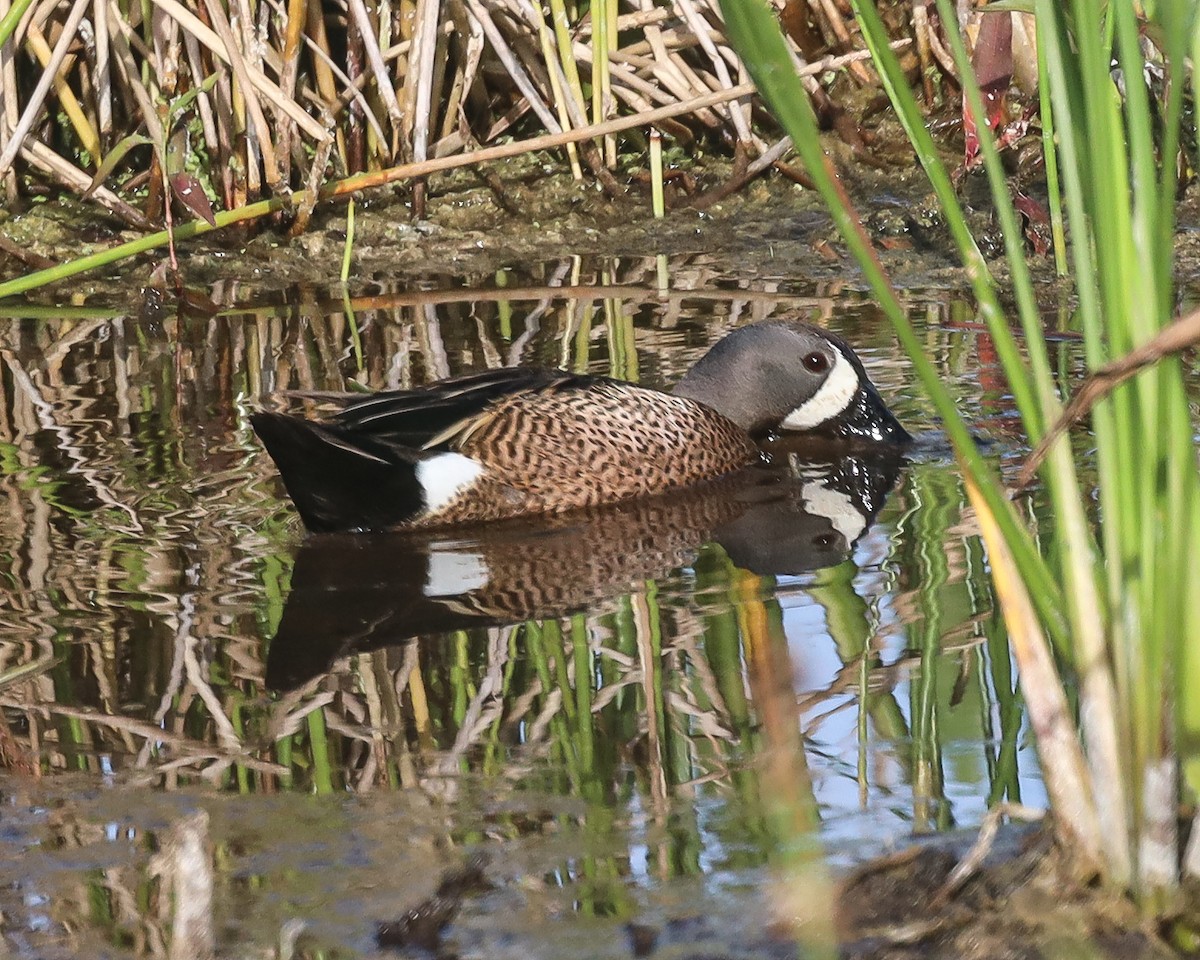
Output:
[820, 383, 911, 446]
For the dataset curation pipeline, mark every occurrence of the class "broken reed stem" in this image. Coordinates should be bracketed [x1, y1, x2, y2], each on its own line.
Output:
[1014, 305, 1200, 490]
[650, 127, 664, 217]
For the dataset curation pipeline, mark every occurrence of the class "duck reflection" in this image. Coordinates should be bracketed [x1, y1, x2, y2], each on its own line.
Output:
[264, 448, 905, 691]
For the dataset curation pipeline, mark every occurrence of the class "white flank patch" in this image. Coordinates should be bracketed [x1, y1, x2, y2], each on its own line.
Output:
[801, 481, 865, 546]
[416, 452, 485, 514]
[424, 547, 490, 597]
[780, 350, 859, 430]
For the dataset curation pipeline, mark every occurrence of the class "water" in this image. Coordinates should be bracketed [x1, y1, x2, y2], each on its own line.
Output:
[0, 258, 1052, 958]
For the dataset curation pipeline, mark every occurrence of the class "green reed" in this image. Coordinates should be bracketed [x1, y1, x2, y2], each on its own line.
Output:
[719, 0, 1200, 905]
[910, 469, 956, 832]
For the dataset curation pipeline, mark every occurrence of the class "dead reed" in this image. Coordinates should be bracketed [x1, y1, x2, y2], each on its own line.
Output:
[0, 0, 932, 237]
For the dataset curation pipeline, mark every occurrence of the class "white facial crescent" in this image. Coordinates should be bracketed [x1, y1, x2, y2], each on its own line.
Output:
[780, 349, 859, 430]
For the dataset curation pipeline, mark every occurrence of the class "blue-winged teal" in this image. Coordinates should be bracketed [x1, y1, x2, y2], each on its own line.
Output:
[251, 320, 909, 533]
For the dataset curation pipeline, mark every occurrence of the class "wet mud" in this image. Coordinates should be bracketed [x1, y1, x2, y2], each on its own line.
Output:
[4, 144, 1200, 308]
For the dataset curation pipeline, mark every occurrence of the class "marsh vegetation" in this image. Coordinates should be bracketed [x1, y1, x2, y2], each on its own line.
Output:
[1, 1, 1200, 958]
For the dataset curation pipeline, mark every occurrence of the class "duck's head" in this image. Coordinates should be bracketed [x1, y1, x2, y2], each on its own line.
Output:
[672, 321, 911, 445]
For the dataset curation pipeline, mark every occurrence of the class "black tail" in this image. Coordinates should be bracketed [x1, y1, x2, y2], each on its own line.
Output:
[250, 412, 425, 533]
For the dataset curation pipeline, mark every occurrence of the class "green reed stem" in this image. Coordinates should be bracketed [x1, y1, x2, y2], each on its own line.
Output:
[0, 0, 36, 48]
[717, 0, 1068, 647]
[340, 197, 355, 283]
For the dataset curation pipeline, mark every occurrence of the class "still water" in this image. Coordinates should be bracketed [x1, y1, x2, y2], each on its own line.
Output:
[0, 256, 1057, 958]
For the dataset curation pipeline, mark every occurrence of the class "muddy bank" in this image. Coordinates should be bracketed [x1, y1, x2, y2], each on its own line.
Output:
[5, 112, 1200, 305]
[0, 154, 1047, 303]
[1, 772, 1180, 960]
[836, 829, 1178, 960]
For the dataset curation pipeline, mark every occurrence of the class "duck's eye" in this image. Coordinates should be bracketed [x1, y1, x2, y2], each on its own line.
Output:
[803, 351, 830, 373]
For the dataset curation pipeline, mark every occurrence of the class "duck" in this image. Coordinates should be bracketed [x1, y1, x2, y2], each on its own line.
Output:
[250, 319, 910, 534]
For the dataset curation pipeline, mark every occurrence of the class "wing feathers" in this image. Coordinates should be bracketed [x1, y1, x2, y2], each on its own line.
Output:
[335, 367, 597, 449]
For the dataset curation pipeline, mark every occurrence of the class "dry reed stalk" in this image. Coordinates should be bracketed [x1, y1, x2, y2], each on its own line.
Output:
[1015, 306, 1200, 489]
[589, 53, 679, 116]
[17, 0, 48, 46]
[0, 0, 18, 202]
[24, 18, 100, 158]
[432, 21, 467, 144]
[0, 0, 89, 177]
[320, 81, 757, 193]
[379, 19, 452, 62]
[620, 25, 722, 61]
[543, 1, 588, 166]
[925, 10, 958, 76]
[676, 0, 751, 142]
[445, 12, 486, 152]
[300, 0, 345, 164]
[151, 0, 326, 140]
[519, 0, 584, 178]
[348, 0, 401, 134]
[344, 0, 365, 170]
[104, 7, 164, 144]
[462, 0, 561, 133]
[633, 25, 723, 128]
[236, 0, 265, 195]
[962, 474, 1104, 872]
[813, 0, 874, 83]
[275, 0, 307, 182]
[405, 0, 440, 214]
[260, 0, 387, 147]
[910, 0, 936, 102]
[19, 139, 152, 226]
[201, 0, 278, 190]
[182, 33, 219, 156]
[592, 0, 616, 165]
[295, 99, 338, 229]
[151, 3, 180, 95]
[92, 0, 113, 136]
